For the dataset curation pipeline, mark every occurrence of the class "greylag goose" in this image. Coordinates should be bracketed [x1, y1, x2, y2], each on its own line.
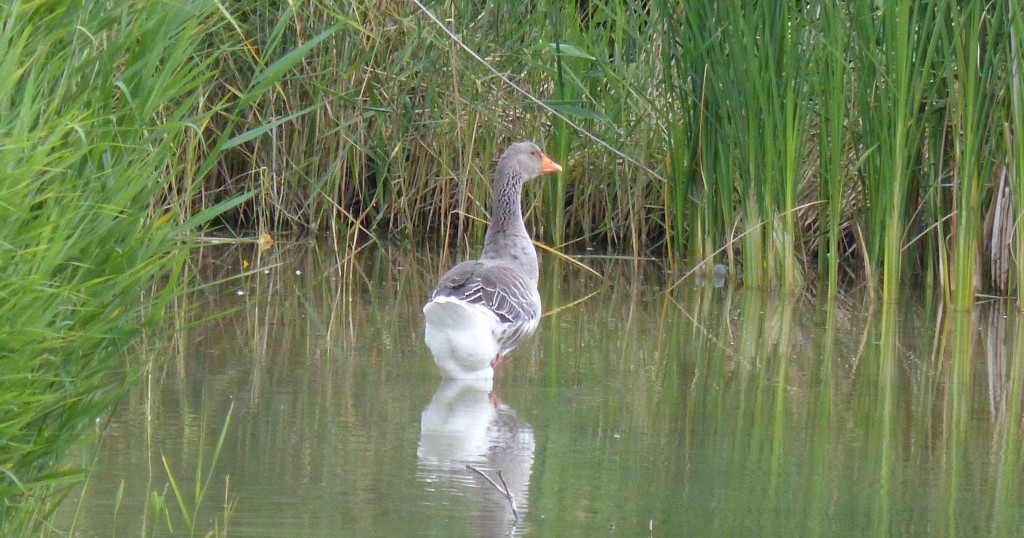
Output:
[423, 142, 563, 379]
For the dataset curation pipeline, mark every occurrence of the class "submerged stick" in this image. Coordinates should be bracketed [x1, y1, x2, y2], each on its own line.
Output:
[467, 464, 519, 522]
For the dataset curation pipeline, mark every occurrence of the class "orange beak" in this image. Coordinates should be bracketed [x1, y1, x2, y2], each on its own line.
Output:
[540, 153, 562, 174]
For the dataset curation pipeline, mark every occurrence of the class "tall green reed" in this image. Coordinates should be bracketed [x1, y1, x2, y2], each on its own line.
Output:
[948, 3, 1001, 309]
[1006, 2, 1024, 307]
[814, 1, 850, 296]
[730, 0, 808, 289]
[155, 403, 235, 537]
[849, 0, 944, 300]
[0, 0, 322, 532]
[653, 0, 726, 269]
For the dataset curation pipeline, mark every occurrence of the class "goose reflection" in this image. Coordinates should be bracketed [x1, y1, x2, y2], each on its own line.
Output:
[417, 378, 535, 536]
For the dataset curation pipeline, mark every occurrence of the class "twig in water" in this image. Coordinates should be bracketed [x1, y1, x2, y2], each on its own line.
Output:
[467, 464, 519, 522]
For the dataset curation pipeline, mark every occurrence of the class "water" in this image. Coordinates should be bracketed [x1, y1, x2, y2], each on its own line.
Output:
[57, 242, 1024, 536]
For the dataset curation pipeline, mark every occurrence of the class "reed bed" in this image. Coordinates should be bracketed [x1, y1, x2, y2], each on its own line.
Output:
[0, 0, 310, 532]
[173, 0, 1023, 304]
[0, 2, 203, 528]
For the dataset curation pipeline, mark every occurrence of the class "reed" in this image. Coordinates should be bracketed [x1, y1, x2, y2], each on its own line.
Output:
[155, 404, 235, 537]
[162, 0, 1022, 302]
[1013, 4, 1024, 307]
[947, 2, 999, 309]
[0, 0, 316, 531]
[813, 1, 850, 296]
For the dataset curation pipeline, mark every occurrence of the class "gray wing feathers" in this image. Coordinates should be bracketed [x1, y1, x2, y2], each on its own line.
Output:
[430, 261, 538, 324]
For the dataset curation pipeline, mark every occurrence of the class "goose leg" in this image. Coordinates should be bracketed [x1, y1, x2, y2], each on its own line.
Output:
[488, 392, 502, 407]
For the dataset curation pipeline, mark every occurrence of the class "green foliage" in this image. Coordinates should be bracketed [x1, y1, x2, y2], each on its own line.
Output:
[153, 404, 235, 537]
[174, 0, 1024, 303]
[0, 0, 313, 532]
[0, 1, 204, 528]
[1011, 1, 1024, 302]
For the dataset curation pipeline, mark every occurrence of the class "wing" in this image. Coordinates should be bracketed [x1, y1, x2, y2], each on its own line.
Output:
[430, 261, 539, 324]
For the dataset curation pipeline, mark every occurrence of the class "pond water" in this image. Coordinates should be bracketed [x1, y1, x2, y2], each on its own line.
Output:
[57, 241, 1024, 536]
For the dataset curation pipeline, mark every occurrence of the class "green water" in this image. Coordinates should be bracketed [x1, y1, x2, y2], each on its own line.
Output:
[57, 243, 1024, 536]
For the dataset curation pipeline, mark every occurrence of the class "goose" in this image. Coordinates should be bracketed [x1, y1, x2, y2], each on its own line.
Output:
[423, 142, 562, 379]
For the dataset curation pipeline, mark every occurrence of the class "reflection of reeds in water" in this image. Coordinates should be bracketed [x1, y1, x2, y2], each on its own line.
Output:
[86, 241, 545, 535]
[531, 264, 1024, 534]
[67, 242, 1024, 535]
[82, 241, 433, 535]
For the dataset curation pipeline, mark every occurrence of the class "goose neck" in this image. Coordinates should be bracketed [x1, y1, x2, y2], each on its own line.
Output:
[481, 167, 533, 263]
